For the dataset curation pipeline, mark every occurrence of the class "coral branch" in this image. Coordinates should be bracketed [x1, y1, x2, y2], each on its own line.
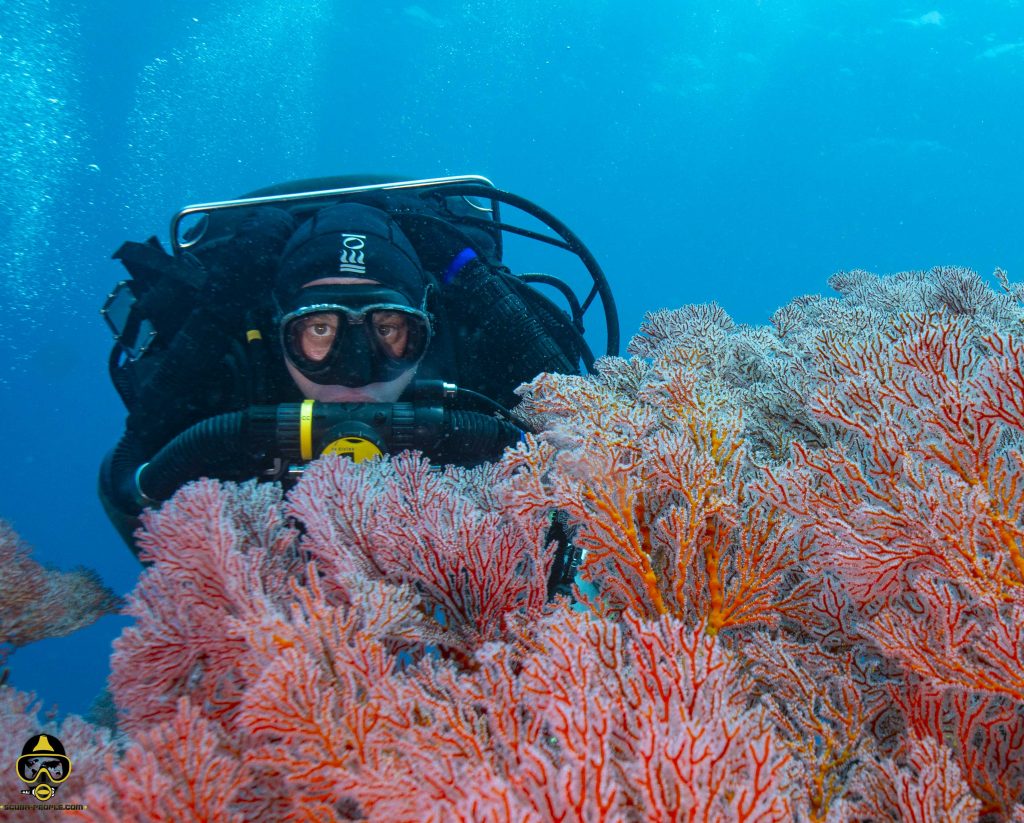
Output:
[0, 520, 121, 663]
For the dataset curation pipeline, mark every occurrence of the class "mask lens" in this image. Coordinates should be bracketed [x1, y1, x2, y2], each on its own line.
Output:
[367, 309, 427, 362]
[17, 755, 70, 783]
[288, 311, 342, 363]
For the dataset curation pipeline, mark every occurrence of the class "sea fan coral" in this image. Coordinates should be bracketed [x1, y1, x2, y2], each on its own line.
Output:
[0, 520, 121, 667]
[5, 266, 1024, 820]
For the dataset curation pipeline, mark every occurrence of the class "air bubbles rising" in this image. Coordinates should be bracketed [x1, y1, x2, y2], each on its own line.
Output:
[0, 0, 84, 346]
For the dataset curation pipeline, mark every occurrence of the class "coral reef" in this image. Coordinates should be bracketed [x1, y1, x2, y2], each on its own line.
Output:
[0, 520, 121, 669]
[4, 265, 1024, 820]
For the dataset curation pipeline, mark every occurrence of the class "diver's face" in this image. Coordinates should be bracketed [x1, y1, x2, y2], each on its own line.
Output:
[283, 276, 424, 403]
[293, 310, 410, 362]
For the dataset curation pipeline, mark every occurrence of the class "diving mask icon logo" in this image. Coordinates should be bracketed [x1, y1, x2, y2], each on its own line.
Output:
[16, 734, 72, 802]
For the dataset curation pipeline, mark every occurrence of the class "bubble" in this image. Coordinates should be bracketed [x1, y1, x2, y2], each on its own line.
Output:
[117, 0, 331, 233]
[0, 0, 84, 339]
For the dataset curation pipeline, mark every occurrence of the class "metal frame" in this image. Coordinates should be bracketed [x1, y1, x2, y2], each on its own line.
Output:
[164, 171, 618, 358]
[170, 174, 495, 253]
[101, 280, 158, 361]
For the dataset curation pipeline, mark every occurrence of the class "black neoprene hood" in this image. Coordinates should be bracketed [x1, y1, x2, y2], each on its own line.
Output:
[274, 202, 428, 313]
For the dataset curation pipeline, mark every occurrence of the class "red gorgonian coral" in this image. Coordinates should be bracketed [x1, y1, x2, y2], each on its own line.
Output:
[0, 520, 121, 670]
[2, 266, 1022, 821]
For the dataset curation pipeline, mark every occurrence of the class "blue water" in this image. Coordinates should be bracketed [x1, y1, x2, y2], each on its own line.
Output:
[1, 0, 1021, 718]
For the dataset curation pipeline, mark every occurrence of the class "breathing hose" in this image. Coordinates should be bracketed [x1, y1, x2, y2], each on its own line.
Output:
[132, 401, 524, 505]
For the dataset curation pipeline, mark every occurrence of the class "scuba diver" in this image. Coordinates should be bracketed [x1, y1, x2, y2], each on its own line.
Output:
[99, 175, 619, 597]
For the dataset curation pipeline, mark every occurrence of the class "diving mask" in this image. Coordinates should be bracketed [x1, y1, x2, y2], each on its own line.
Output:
[280, 285, 431, 388]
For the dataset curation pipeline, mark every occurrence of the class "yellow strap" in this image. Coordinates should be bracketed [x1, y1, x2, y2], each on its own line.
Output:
[246, 329, 263, 342]
[300, 399, 314, 461]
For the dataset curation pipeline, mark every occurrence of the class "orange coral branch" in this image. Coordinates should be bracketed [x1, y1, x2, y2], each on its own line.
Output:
[582, 483, 668, 615]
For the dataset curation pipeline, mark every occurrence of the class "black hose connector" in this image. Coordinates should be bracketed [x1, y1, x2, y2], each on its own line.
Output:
[136, 410, 257, 502]
[434, 409, 523, 465]
[129, 400, 525, 505]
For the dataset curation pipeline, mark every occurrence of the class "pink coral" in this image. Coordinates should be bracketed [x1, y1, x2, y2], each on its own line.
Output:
[7, 266, 1024, 819]
[839, 733, 982, 822]
[0, 520, 121, 664]
[288, 452, 552, 655]
[83, 698, 248, 822]
[109, 479, 301, 731]
[74, 451, 796, 820]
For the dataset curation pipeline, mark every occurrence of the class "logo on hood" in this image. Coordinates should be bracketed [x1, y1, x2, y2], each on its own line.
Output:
[338, 233, 366, 275]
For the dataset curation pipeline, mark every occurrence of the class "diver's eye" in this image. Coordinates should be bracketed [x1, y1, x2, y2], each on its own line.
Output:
[371, 312, 410, 358]
[295, 313, 340, 361]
